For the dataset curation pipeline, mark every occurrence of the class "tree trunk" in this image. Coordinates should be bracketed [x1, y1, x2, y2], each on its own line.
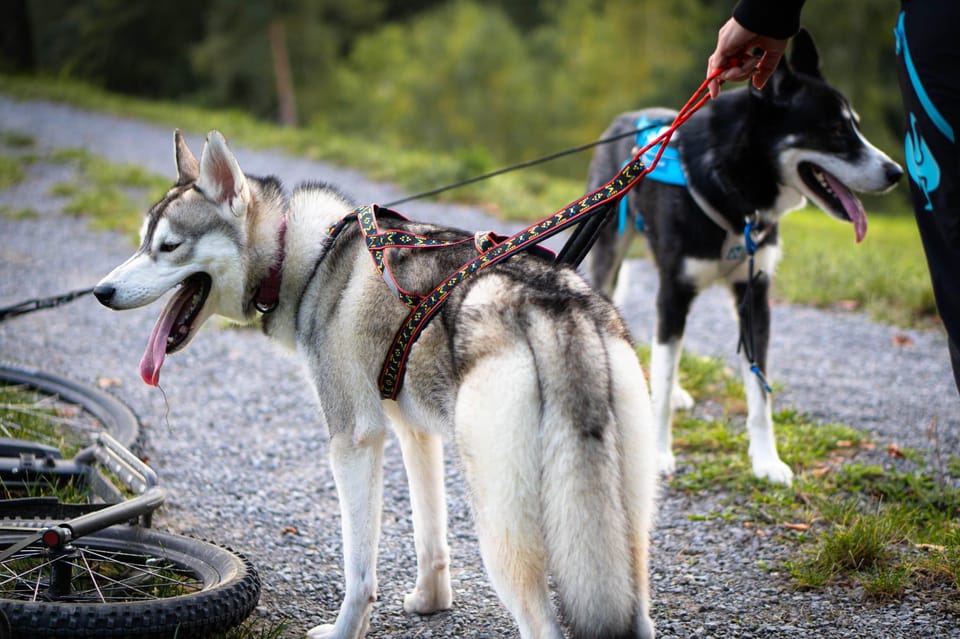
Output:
[268, 20, 297, 127]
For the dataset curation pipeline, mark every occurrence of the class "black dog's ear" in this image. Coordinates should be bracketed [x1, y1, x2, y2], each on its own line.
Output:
[750, 55, 797, 104]
[789, 28, 822, 80]
[751, 28, 820, 105]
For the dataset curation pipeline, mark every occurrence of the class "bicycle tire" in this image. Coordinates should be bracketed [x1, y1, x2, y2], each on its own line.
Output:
[0, 362, 139, 449]
[0, 523, 260, 639]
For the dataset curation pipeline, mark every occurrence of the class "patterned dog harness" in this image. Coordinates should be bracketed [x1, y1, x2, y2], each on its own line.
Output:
[324, 155, 648, 399]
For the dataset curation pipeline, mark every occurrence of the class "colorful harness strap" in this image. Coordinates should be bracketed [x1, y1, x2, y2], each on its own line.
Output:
[353, 205, 492, 308]
[377, 156, 648, 399]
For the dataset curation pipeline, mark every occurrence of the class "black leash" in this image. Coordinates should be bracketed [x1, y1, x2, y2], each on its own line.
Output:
[383, 126, 649, 209]
[736, 216, 773, 394]
[0, 287, 94, 323]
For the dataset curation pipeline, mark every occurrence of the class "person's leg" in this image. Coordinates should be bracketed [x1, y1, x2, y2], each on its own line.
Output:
[896, 2, 960, 395]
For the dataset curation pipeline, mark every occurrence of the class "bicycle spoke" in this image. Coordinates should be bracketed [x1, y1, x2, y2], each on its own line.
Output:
[0, 543, 203, 602]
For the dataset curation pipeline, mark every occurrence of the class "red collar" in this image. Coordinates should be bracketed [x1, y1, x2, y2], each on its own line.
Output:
[254, 215, 287, 313]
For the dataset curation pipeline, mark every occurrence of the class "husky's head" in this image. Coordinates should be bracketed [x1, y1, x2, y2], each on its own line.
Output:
[755, 29, 903, 242]
[95, 130, 275, 385]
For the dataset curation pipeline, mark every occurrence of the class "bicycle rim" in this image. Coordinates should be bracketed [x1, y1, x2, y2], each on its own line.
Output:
[0, 524, 260, 639]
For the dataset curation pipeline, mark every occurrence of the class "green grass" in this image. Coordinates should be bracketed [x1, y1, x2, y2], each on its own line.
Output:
[0, 156, 26, 189]
[659, 349, 960, 606]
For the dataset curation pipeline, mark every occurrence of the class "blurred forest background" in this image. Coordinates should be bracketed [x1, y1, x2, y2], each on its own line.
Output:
[0, 0, 903, 185]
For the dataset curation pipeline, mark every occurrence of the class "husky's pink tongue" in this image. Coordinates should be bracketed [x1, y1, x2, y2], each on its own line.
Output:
[139, 288, 193, 386]
[823, 170, 868, 243]
[140, 309, 176, 386]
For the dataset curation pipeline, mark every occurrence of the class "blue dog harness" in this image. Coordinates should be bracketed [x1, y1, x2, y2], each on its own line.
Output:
[618, 115, 687, 234]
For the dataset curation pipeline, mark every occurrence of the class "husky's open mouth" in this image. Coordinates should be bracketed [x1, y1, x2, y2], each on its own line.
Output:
[140, 273, 211, 386]
[797, 161, 867, 242]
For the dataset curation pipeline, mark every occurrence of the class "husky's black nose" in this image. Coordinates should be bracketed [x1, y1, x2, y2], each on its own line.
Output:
[886, 162, 904, 184]
[93, 284, 115, 305]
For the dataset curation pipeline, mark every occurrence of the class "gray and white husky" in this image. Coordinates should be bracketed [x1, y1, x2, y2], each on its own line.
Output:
[95, 130, 658, 639]
[585, 29, 902, 486]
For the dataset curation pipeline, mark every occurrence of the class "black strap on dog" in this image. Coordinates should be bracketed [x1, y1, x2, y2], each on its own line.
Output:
[736, 215, 773, 395]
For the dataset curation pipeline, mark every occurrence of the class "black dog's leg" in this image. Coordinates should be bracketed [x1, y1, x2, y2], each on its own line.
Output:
[650, 278, 697, 475]
[732, 274, 792, 485]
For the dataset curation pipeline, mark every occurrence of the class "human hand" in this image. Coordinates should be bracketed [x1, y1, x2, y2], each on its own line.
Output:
[707, 17, 789, 99]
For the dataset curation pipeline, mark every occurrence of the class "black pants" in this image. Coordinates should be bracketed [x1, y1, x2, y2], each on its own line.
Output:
[896, 1, 960, 395]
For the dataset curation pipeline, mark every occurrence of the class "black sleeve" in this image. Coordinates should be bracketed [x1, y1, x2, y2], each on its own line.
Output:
[732, 0, 806, 39]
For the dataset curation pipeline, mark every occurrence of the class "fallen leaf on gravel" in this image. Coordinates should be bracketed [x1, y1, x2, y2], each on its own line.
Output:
[811, 466, 831, 479]
[97, 376, 122, 388]
[887, 443, 905, 458]
[783, 522, 810, 532]
[837, 300, 860, 311]
[836, 440, 854, 448]
[892, 332, 913, 347]
[281, 526, 299, 536]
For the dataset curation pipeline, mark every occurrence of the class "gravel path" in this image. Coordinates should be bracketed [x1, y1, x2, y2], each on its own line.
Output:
[1, 95, 958, 638]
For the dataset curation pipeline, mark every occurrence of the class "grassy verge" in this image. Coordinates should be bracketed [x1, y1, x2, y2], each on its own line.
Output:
[664, 348, 960, 607]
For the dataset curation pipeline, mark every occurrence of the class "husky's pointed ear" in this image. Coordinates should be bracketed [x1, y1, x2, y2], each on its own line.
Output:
[174, 129, 199, 185]
[788, 28, 822, 80]
[196, 130, 250, 218]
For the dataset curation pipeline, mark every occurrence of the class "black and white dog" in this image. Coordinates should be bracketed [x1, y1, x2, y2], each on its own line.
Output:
[585, 29, 903, 485]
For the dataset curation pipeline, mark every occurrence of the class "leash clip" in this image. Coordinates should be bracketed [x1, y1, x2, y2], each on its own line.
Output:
[743, 214, 759, 256]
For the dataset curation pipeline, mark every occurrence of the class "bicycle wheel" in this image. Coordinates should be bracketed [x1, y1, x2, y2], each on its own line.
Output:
[0, 362, 139, 450]
[0, 523, 260, 638]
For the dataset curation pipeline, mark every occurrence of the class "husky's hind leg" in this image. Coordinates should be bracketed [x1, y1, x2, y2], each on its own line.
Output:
[386, 410, 453, 615]
[455, 350, 563, 639]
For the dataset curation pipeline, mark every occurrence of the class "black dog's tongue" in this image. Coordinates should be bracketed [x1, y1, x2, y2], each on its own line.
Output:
[823, 170, 868, 243]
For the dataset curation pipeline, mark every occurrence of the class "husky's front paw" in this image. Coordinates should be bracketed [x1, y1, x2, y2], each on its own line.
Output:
[751, 457, 793, 486]
[306, 624, 337, 639]
[403, 582, 453, 615]
[656, 450, 676, 477]
[671, 385, 695, 411]
[306, 615, 369, 639]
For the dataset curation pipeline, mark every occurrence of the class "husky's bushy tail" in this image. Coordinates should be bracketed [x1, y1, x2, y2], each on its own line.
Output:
[453, 269, 655, 639]
[535, 310, 655, 639]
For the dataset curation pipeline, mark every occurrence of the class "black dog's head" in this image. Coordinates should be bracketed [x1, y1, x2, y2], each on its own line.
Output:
[750, 29, 902, 242]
